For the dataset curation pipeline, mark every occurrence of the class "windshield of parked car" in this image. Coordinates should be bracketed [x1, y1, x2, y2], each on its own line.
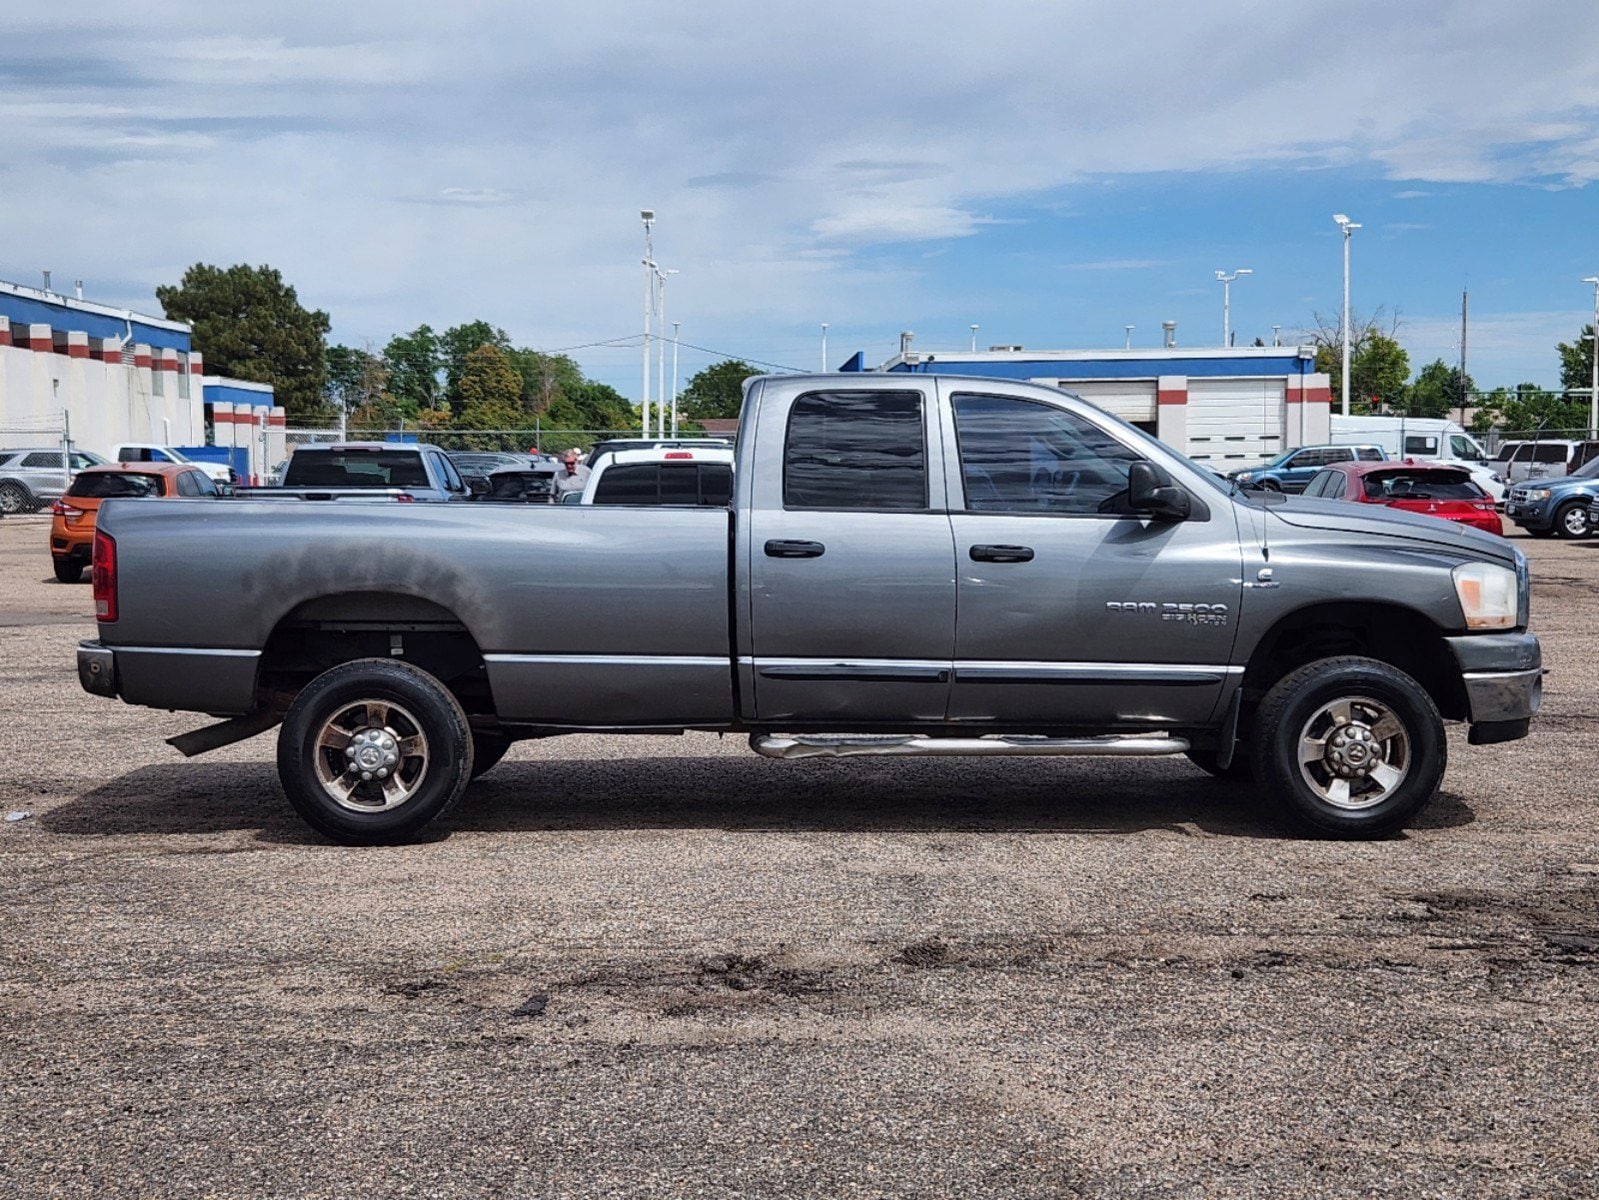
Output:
[1569, 456, 1599, 480]
[67, 472, 165, 498]
[283, 450, 429, 488]
[1362, 469, 1481, 501]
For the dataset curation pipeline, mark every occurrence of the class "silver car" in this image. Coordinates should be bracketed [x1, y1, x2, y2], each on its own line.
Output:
[0, 447, 109, 513]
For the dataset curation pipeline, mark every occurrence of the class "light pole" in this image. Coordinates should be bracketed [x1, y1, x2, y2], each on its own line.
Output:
[820, 323, 829, 371]
[641, 210, 655, 436]
[655, 266, 677, 437]
[970, 324, 979, 353]
[1271, 324, 1281, 348]
[671, 321, 681, 436]
[1124, 325, 1134, 350]
[1215, 268, 1252, 347]
[1334, 214, 1361, 415]
[1584, 277, 1599, 438]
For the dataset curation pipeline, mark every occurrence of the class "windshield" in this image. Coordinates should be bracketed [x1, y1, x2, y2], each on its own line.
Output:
[1571, 456, 1599, 480]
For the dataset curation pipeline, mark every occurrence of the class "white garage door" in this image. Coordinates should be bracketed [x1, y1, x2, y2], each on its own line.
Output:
[1185, 378, 1285, 464]
[1050, 379, 1158, 424]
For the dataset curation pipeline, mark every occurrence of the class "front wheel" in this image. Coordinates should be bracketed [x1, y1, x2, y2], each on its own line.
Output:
[277, 658, 474, 844]
[1554, 501, 1591, 539]
[0, 482, 29, 514]
[1256, 479, 1282, 493]
[1252, 656, 1444, 838]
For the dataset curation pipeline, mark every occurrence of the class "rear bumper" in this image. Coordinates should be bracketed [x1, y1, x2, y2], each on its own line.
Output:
[1443, 632, 1543, 738]
[77, 640, 261, 714]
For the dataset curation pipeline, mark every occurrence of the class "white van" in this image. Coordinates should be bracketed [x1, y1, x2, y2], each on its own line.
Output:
[1329, 416, 1502, 501]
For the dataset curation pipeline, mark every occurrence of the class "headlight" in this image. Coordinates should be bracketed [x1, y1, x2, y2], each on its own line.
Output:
[1524, 488, 1551, 501]
[1234, 472, 1254, 482]
[1453, 561, 1519, 630]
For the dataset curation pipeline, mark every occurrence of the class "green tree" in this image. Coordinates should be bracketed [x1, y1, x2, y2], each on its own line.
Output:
[1557, 323, 1596, 399]
[383, 325, 441, 413]
[324, 345, 390, 414]
[453, 344, 525, 450]
[1406, 359, 1475, 420]
[440, 321, 511, 406]
[678, 359, 758, 421]
[1478, 382, 1588, 433]
[1304, 308, 1408, 413]
[157, 263, 330, 420]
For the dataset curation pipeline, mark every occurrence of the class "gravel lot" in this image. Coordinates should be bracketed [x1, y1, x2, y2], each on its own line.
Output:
[2, 511, 1595, 1198]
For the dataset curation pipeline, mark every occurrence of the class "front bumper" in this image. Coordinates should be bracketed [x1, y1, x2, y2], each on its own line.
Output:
[1503, 496, 1553, 529]
[1443, 631, 1542, 742]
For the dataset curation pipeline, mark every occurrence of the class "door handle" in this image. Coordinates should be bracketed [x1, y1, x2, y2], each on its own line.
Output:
[765, 539, 826, 558]
[969, 544, 1034, 563]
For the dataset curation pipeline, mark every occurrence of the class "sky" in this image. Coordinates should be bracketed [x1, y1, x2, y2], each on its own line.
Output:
[2, 0, 1598, 401]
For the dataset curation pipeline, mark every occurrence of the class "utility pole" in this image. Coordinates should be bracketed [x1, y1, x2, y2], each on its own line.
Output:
[1584, 277, 1599, 439]
[1459, 289, 1469, 426]
[1334, 214, 1361, 415]
[821, 323, 829, 372]
[671, 321, 681, 436]
[640, 210, 655, 436]
[656, 267, 676, 438]
[1215, 269, 1252, 347]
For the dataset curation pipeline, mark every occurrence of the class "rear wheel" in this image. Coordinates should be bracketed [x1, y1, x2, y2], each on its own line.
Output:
[0, 483, 28, 514]
[52, 557, 83, 583]
[1554, 501, 1591, 539]
[1253, 656, 1444, 838]
[277, 658, 473, 844]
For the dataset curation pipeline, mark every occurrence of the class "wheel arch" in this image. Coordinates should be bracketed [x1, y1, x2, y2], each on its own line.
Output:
[1241, 600, 1468, 722]
[258, 590, 497, 717]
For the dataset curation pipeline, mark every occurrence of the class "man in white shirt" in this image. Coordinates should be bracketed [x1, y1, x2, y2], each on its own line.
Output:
[551, 449, 591, 499]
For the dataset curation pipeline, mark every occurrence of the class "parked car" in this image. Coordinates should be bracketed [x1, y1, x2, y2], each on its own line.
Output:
[1228, 444, 1387, 493]
[584, 437, 732, 470]
[239, 443, 472, 502]
[480, 466, 559, 504]
[575, 446, 735, 506]
[78, 374, 1539, 845]
[1504, 456, 1599, 539]
[111, 443, 234, 487]
[1302, 461, 1502, 536]
[50, 463, 220, 582]
[0, 447, 109, 513]
[1493, 439, 1599, 486]
[447, 451, 548, 492]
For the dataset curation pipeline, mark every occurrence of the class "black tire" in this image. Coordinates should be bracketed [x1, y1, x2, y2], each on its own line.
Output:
[0, 482, 29, 514]
[276, 658, 474, 844]
[469, 732, 512, 780]
[1526, 527, 1557, 538]
[1257, 479, 1282, 493]
[1553, 501, 1591, 539]
[1185, 746, 1256, 783]
[52, 557, 83, 583]
[1252, 656, 1444, 839]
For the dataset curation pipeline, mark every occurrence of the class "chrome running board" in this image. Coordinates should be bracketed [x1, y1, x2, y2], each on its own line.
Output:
[750, 733, 1190, 760]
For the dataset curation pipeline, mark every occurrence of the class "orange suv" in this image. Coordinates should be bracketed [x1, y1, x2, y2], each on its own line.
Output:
[50, 463, 220, 582]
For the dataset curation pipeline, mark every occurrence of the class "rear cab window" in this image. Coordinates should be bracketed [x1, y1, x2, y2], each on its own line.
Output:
[592, 462, 733, 506]
[783, 391, 926, 510]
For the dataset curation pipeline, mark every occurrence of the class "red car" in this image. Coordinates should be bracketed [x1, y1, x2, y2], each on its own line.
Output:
[1302, 460, 1503, 536]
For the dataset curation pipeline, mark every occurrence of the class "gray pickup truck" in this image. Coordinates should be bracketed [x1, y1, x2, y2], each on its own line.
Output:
[77, 374, 1541, 844]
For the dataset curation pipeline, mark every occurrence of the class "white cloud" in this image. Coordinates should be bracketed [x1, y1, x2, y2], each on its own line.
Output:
[2, 0, 1597, 391]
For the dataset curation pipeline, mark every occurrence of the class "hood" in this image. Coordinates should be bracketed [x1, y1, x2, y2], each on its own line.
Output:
[1253, 494, 1516, 564]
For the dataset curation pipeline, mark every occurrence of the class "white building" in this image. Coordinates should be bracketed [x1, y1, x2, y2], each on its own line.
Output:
[0, 278, 284, 480]
[852, 342, 1333, 466]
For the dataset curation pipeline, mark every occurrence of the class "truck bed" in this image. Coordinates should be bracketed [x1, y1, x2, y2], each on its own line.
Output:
[93, 499, 735, 726]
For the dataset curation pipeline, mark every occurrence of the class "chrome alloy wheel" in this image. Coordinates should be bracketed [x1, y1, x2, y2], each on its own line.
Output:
[312, 700, 430, 813]
[1296, 695, 1410, 811]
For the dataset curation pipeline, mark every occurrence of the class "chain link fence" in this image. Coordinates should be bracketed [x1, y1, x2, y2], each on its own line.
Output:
[282, 427, 729, 458]
[0, 418, 72, 515]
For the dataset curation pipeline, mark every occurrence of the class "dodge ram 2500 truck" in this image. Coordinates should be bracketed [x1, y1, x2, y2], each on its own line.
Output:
[77, 375, 1542, 844]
